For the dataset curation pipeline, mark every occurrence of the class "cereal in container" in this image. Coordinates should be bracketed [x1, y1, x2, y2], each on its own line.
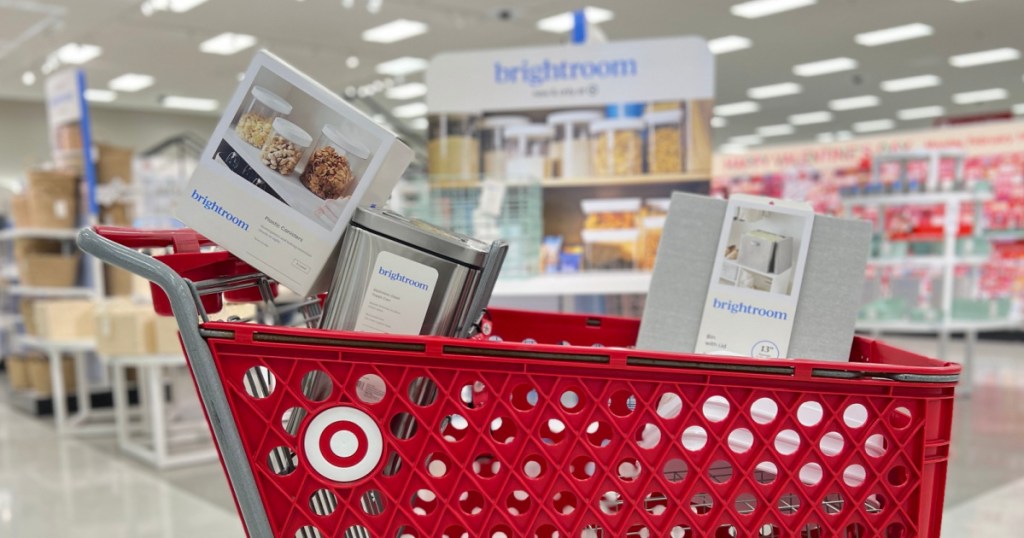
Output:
[590, 118, 644, 177]
[480, 115, 529, 178]
[428, 114, 480, 182]
[235, 86, 293, 149]
[645, 109, 686, 174]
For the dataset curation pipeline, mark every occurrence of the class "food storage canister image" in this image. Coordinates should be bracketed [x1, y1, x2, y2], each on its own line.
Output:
[591, 118, 644, 176]
[645, 108, 686, 174]
[260, 118, 311, 176]
[504, 123, 553, 180]
[428, 114, 480, 182]
[234, 86, 293, 149]
[300, 124, 370, 199]
[547, 110, 601, 179]
[480, 115, 529, 178]
[319, 207, 507, 337]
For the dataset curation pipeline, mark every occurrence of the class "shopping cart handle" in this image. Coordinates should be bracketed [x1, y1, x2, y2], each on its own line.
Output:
[93, 225, 215, 253]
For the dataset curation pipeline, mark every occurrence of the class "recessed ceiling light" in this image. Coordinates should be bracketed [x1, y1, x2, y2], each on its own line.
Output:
[853, 119, 895, 133]
[376, 57, 429, 76]
[881, 74, 941, 92]
[829, 95, 880, 111]
[730, 134, 764, 145]
[747, 82, 802, 99]
[789, 111, 832, 125]
[537, 7, 614, 33]
[21, 71, 36, 86]
[793, 57, 858, 77]
[84, 89, 117, 102]
[708, 35, 752, 55]
[953, 88, 1008, 104]
[346, 56, 360, 69]
[1014, 103, 1024, 115]
[714, 101, 760, 117]
[386, 82, 427, 100]
[108, 73, 154, 92]
[817, 132, 835, 143]
[731, 0, 817, 19]
[711, 117, 727, 128]
[951, 0, 978, 3]
[757, 124, 795, 137]
[835, 130, 854, 141]
[54, 43, 102, 65]
[855, 23, 933, 47]
[199, 32, 256, 55]
[410, 117, 429, 130]
[392, 102, 428, 118]
[367, 0, 383, 14]
[161, 95, 219, 111]
[719, 144, 750, 155]
[362, 19, 429, 44]
[949, 47, 1020, 68]
[166, 0, 209, 12]
[236, 72, 245, 81]
[898, 105, 945, 120]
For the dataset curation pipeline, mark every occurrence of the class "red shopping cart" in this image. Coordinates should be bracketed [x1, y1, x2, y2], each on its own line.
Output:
[78, 226, 959, 538]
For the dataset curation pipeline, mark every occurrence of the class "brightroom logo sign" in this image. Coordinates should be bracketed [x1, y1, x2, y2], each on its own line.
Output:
[493, 57, 639, 87]
[712, 298, 788, 321]
[191, 189, 249, 231]
[379, 267, 430, 291]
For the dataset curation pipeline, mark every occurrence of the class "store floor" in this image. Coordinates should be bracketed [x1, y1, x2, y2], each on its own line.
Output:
[0, 335, 1021, 537]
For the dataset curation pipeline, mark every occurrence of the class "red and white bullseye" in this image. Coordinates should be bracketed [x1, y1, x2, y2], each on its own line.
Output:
[303, 406, 382, 482]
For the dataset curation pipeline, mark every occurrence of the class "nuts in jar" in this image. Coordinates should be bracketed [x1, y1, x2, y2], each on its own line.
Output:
[301, 146, 355, 199]
[235, 113, 273, 148]
[260, 118, 312, 176]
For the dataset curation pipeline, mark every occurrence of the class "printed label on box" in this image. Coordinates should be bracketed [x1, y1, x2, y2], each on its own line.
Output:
[354, 251, 438, 335]
[695, 195, 814, 358]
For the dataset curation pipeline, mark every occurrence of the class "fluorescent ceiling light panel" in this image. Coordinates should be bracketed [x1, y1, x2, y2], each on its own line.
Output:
[392, 102, 428, 118]
[54, 43, 102, 65]
[757, 124, 795, 137]
[855, 23, 933, 47]
[747, 82, 802, 99]
[829, 94, 880, 111]
[953, 87, 1008, 104]
[816, 132, 835, 143]
[949, 47, 1020, 67]
[537, 7, 614, 33]
[711, 117, 727, 128]
[84, 89, 116, 102]
[853, 119, 895, 133]
[362, 19, 429, 43]
[793, 57, 858, 77]
[386, 82, 427, 100]
[108, 73, 154, 92]
[375, 57, 429, 76]
[881, 74, 941, 92]
[199, 32, 256, 55]
[714, 101, 760, 116]
[708, 35, 752, 55]
[836, 130, 854, 141]
[719, 144, 749, 155]
[731, 0, 817, 19]
[1014, 103, 1024, 115]
[410, 117, 429, 130]
[730, 134, 764, 145]
[789, 110, 832, 125]
[162, 95, 219, 111]
[898, 105, 945, 120]
[21, 71, 35, 86]
[167, 0, 208, 12]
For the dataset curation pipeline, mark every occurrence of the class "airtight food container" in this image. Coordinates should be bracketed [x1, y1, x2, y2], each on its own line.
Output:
[300, 124, 371, 200]
[504, 123, 553, 180]
[260, 118, 312, 176]
[428, 114, 480, 182]
[320, 207, 508, 338]
[480, 115, 529, 178]
[235, 86, 293, 149]
[591, 118, 644, 176]
[645, 108, 686, 174]
[547, 110, 602, 178]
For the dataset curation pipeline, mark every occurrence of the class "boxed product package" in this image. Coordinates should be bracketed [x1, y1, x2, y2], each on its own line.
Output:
[26, 354, 76, 395]
[95, 301, 156, 357]
[4, 354, 31, 390]
[20, 169, 79, 228]
[15, 239, 80, 287]
[104, 265, 136, 296]
[153, 315, 183, 355]
[33, 300, 95, 341]
[638, 192, 872, 362]
[19, 299, 37, 336]
[176, 50, 414, 295]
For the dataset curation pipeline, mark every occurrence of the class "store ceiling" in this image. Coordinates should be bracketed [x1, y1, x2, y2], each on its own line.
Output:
[1, 0, 1023, 152]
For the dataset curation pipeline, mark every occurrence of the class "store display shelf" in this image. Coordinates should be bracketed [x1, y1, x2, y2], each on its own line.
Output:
[0, 227, 80, 241]
[7, 286, 97, 299]
[15, 335, 96, 353]
[493, 271, 651, 297]
[1, 264, 17, 281]
[987, 229, 1024, 241]
[842, 190, 993, 207]
[857, 317, 1021, 334]
[867, 256, 990, 268]
[0, 314, 22, 329]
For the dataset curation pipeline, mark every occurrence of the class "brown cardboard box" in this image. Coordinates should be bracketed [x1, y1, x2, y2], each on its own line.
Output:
[33, 300, 95, 341]
[104, 265, 135, 296]
[96, 144, 133, 185]
[17, 252, 80, 287]
[11, 194, 31, 226]
[19, 299, 37, 336]
[5, 354, 31, 390]
[23, 169, 79, 228]
[27, 354, 76, 395]
[153, 315, 183, 355]
[96, 302, 156, 356]
[100, 202, 133, 226]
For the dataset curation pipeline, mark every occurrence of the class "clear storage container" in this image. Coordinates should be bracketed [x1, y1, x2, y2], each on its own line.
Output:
[300, 124, 370, 200]
[260, 118, 311, 176]
[504, 124, 553, 180]
[428, 114, 480, 182]
[645, 109, 686, 174]
[591, 118, 643, 177]
[480, 115, 529, 178]
[640, 198, 671, 270]
[235, 86, 293, 149]
[547, 110, 601, 179]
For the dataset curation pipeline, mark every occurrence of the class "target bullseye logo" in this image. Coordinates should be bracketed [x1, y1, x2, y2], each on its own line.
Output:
[304, 406, 383, 483]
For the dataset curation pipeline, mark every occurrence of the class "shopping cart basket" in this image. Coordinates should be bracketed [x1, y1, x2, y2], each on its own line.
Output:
[79, 226, 959, 538]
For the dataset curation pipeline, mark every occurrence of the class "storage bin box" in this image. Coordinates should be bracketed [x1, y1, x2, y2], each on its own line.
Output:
[21, 169, 79, 228]
[26, 354, 76, 395]
[4, 354, 31, 390]
[96, 302, 155, 357]
[17, 252, 80, 287]
[104, 265, 135, 296]
[153, 315, 183, 355]
[96, 144, 133, 185]
[737, 229, 794, 274]
[33, 300, 95, 341]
